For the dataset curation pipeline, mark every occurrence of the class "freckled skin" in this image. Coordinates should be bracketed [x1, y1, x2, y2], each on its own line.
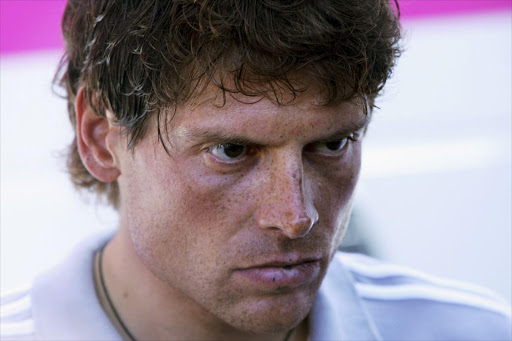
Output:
[106, 88, 365, 340]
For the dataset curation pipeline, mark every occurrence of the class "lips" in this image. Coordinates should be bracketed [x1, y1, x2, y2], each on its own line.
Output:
[233, 257, 321, 290]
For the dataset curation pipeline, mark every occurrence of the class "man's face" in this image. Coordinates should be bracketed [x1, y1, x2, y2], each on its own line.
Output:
[115, 86, 366, 333]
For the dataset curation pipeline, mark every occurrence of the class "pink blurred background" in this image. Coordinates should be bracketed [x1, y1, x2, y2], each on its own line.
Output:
[1, 0, 511, 55]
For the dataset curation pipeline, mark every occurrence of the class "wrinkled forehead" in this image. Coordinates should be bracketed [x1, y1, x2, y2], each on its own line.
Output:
[184, 72, 369, 114]
[168, 82, 369, 147]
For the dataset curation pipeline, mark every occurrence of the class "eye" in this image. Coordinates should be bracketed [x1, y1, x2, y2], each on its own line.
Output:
[305, 138, 348, 155]
[325, 139, 347, 151]
[207, 143, 248, 162]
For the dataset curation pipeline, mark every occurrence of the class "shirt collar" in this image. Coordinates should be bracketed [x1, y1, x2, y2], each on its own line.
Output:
[310, 255, 382, 340]
[33, 232, 380, 340]
[32, 230, 121, 340]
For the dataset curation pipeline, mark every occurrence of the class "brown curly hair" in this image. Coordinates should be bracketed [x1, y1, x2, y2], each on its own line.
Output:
[55, 0, 402, 208]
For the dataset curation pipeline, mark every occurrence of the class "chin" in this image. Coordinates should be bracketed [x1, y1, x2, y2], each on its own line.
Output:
[219, 285, 317, 335]
[227, 306, 308, 335]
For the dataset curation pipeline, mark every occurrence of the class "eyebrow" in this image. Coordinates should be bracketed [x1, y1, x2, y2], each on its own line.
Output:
[314, 117, 370, 143]
[178, 129, 265, 146]
[178, 115, 370, 146]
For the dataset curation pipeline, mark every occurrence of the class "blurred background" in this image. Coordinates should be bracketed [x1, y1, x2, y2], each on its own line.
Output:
[1, 1, 511, 304]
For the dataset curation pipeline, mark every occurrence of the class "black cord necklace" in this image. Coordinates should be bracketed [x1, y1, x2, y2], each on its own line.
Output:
[96, 248, 296, 341]
[283, 327, 295, 341]
[97, 248, 137, 341]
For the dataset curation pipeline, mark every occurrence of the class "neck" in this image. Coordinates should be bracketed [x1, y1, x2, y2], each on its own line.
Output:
[101, 228, 308, 341]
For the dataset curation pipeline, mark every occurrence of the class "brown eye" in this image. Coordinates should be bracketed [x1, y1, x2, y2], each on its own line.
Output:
[326, 140, 347, 151]
[208, 143, 247, 161]
[306, 138, 348, 155]
[222, 144, 245, 158]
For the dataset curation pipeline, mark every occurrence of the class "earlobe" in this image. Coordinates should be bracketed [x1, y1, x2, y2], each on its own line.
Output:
[75, 87, 121, 183]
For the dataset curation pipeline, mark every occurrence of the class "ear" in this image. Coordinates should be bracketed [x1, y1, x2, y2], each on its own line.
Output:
[75, 87, 121, 183]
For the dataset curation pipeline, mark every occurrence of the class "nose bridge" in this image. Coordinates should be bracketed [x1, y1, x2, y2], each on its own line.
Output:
[258, 151, 319, 239]
[274, 155, 305, 209]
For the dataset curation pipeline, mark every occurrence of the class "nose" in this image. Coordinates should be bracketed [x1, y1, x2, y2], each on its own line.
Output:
[257, 154, 319, 239]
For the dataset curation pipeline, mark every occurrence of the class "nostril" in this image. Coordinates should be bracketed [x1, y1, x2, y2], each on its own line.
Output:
[286, 216, 315, 239]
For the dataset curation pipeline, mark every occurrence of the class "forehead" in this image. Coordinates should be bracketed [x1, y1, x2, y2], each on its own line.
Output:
[169, 85, 367, 146]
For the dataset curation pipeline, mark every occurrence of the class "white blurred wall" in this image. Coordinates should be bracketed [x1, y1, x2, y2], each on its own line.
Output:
[358, 11, 512, 303]
[1, 11, 511, 303]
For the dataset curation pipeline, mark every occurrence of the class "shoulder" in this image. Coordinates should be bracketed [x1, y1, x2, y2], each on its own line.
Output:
[1, 230, 119, 340]
[1, 284, 35, 340]
[334, 252, 512, 340]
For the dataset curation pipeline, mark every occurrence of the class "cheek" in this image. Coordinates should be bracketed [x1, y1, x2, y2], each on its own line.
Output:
[122, 152, 256, 269]
[180, 164, 258, 229]
[310, 144, 361, 239]
[313, 144, 361, 207]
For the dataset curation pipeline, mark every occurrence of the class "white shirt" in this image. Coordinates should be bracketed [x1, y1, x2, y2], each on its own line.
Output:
[2, 231, 511, 340]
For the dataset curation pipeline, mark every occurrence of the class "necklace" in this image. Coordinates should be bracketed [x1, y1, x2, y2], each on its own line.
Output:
[93, 248, 137, 341]
[93, 248, 296, 341]
[283, 327, 295, 341]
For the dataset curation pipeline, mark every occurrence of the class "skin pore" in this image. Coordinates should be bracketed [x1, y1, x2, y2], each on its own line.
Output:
[78, 84, 367, 341]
